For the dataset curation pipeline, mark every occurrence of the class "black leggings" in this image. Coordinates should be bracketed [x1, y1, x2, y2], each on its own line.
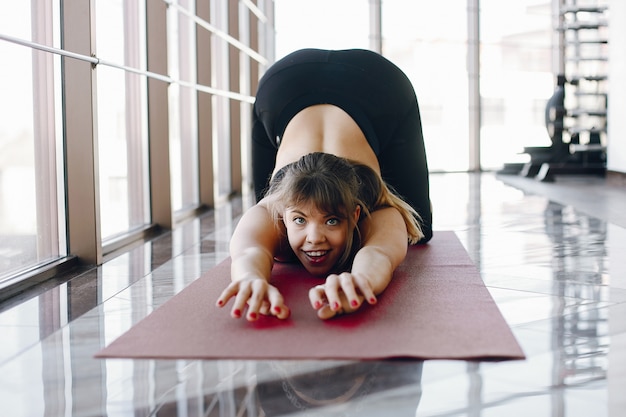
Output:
[251, 49, 432, 243]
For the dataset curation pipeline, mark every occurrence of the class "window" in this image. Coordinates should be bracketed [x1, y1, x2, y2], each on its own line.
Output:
[382, 0, 470, 171]
[0, 0, 66, 288]
[0, 0, 274, 295]
[274, 0, 556, 172]
[95, 0, 151, 241]
[479, 0, 554, 169]
[168, 0, 200, 214]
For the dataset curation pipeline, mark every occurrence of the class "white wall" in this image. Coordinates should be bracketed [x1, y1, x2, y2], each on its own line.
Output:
[608, 0, 626, 173]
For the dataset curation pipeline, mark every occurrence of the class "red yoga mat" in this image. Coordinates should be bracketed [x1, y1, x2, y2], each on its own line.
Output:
[96, 231, 525, 361]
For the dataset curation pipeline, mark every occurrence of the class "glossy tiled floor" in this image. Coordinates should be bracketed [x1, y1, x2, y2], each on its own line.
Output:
[1, 172, 625, 416]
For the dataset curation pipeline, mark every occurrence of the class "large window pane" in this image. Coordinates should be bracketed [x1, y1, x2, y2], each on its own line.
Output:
[168, 0, 200, 213]
[382, 0, 469, 172]
[0, 1, 65, 284]
[480, 0, 554, 169]
[274, 0, 369, 58]
[275, 1, 471, 172]
[95, 0, 150, 240]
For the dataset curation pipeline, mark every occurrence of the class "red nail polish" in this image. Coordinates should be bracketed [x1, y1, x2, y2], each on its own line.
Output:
[273, 306, 281, 314]
[233, 309, 241, 317]
[217, 299, 224, 306]
[350, 300, 359, 307]
[332, 302, 340, 310]
[369, 297, 377, 304]
[249, 312, 258, 320]
[314, 301, 322, 309]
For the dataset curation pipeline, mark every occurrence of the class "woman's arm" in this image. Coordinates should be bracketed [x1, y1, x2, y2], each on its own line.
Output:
[352, 207, 409, 290]
[216, 201, 290, 320]
[309, 206, 408, 319]
[229, 203, 276, 282]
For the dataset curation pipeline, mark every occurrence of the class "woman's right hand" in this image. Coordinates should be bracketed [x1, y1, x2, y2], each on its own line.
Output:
[216, 278, 290, 321]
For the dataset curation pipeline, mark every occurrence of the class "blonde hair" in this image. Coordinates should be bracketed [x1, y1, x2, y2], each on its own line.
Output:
[265, 153, 425, 268]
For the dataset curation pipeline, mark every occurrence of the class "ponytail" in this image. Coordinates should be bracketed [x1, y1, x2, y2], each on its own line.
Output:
[352, 163, 424, 244]
[376, 182, 424, 244]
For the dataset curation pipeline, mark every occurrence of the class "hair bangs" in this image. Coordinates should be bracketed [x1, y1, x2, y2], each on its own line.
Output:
[288, 173, 350, 219]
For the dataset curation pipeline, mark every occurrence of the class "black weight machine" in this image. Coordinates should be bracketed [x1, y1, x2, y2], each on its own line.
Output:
[499, 74, 606, 182]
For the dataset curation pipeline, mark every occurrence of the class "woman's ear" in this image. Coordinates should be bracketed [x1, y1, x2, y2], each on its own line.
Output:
[353, 204, 362, 223]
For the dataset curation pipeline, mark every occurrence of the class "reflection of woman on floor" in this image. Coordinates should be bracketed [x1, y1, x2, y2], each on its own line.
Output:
[255, 361, 423, 414]
[216, 48, 432, 321]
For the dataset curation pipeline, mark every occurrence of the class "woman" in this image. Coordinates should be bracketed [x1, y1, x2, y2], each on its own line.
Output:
[216, 48, 432, 321]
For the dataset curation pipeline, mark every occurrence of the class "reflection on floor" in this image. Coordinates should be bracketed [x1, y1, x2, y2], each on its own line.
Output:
[0, 172, 624, 416]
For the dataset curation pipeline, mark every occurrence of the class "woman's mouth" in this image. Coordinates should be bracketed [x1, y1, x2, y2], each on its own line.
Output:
[303, 250, 330, 264]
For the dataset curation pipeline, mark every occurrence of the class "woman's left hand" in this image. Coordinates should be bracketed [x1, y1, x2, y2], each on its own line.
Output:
[308, 272, 378, 320]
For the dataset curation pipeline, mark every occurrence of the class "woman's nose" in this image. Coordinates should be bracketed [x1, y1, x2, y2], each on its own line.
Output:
[306, 224, 325, 243]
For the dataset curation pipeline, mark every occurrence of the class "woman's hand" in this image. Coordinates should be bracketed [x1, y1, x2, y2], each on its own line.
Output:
[216, 278, 290, 321]
[307, 207, 408, 320]
[308, 272, 378, 320]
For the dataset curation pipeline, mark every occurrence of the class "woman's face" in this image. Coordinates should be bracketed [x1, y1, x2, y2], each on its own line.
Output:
[283, 202, 360, 276]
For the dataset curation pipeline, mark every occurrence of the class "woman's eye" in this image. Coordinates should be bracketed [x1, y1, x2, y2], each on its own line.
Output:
[326, 218, 340, 226]
[293, 217, 305, 225]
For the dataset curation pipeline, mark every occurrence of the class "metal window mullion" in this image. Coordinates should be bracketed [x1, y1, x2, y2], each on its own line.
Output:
[62, 0, 102, 265]
[554, 0, 566, 75]
[260, 0, 276, 66]
[369, 0, 382, 54]
[197, 0, 214, 208]
[178, 0, 200, 210]
[211, 0, 231, 201]
[239, 0, 252, 193]
[147, 0, 173, 229]
[33, 0, 60, 260]
[228, 0, 242, 194]
[249, 0, 260, 96]
[467, 0, 481, 172]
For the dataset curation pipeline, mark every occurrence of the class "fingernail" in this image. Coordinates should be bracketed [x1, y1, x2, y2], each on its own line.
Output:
[217, 299, 224, 306]
[332, 302, 340, 310]
[249, 312, 258, 320]
[350, 299, 359, 307]
[233, 309, 241, 318]
[273, 306, 281, 314]
[314, 301, 322, 309]
[369, 297, 377, 304]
